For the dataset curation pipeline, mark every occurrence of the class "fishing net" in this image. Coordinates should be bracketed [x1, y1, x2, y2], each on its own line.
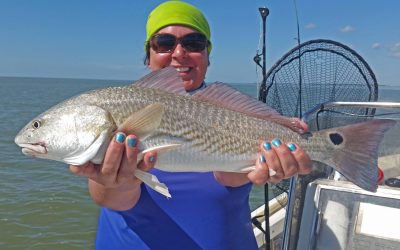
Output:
[261, 39, 378, 130]
[261, 39, 379, 205]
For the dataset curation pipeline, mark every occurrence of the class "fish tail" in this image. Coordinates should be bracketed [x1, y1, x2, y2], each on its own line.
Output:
[316, 119, 396, 192]
[134, 169, 171, 198]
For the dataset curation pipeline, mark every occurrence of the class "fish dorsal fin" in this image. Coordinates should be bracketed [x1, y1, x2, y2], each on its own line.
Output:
[134, 67, 189, 96]
[118, 103, 164, 140]
[193, 83, 307, 133]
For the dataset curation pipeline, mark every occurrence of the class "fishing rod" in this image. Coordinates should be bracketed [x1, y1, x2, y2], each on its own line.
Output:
[255, 8, 269, 104]
[253, 6, 271, 250]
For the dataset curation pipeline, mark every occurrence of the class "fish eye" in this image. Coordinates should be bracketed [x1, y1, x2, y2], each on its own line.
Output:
[32, 120, 41, 129]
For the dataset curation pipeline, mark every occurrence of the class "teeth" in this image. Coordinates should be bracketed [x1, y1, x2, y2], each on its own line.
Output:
[176, 67, 190, 73]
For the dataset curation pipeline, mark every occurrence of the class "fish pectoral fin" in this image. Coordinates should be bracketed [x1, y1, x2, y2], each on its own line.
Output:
[63, 129, 110, 165]
[137, 143, 182, 163]
[137, 136, 184, 161]
[239, 166, 256, 172]
[142, 143, 181, 154]
[239, 166, 277, 176]
[134, 169, 171, 198]
[118, 103, 164, 140]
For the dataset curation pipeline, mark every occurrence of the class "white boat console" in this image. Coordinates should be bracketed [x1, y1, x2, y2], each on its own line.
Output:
[297, 179, 400, 249]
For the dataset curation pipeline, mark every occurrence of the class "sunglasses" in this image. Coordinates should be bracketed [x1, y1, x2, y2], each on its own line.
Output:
[149, 33, 209, 53]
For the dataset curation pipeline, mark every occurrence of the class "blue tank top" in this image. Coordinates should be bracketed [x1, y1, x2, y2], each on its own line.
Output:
[95, 169, 257, 250]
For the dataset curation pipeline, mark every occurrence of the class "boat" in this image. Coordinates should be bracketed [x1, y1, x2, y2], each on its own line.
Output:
[250, 101, 400, 249]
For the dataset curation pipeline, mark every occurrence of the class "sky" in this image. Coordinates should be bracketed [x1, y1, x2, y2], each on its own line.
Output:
[1, 0, 400, 86]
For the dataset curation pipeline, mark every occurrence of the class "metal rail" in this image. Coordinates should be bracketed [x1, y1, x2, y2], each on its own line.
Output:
[302, 101, 400, 121]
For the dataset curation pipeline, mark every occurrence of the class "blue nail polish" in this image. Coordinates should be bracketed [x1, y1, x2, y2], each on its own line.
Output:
[127, 137, 137, 147]
[149, 156, 156, 162]
[288, 143, 297, 152]
[259, 155, 266, 163]
[272, 138, 282, 147]
[115, 133, 125, 143]
[263, 142, 272, 151]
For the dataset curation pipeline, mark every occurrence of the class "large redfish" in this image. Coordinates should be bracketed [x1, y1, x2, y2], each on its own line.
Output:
[14, 67, 396, 197]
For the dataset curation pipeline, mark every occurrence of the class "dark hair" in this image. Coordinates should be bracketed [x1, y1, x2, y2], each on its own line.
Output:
[144, 43, 150, 65]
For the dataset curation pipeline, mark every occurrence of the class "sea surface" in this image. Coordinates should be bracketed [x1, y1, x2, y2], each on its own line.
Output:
[1, 76, 400, 249]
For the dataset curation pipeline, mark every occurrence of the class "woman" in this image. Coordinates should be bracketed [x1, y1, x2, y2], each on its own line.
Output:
[70, 1, 312, 249]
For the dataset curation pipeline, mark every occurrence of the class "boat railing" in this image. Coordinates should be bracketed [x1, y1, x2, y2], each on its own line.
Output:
[303, 101, 400, 126]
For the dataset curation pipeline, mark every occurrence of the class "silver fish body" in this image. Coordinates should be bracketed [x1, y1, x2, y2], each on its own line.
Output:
[15, 67, 396, 193]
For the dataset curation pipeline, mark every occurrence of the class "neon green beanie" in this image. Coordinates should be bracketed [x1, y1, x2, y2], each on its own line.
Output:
[145, 1, 212, 53]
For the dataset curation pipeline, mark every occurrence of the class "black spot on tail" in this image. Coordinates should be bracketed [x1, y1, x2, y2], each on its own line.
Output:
[329, 133, 343, 145]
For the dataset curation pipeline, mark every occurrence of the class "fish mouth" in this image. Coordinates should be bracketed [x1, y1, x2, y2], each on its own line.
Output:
[17, 142, 47, 156]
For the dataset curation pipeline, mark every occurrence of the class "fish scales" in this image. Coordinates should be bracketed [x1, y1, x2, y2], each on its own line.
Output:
[84, 85, 301, 157]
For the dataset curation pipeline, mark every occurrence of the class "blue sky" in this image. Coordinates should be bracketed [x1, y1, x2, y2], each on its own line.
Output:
[1, 0, 399, 85]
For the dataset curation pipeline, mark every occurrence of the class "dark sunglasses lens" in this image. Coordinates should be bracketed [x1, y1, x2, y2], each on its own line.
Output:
[181, 33, 208, 52]
[152, 34, 176, 52]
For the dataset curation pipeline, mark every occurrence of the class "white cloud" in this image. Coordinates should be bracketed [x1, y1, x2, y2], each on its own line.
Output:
[389, 43, 400, 51]
[373, 42, 400, 59]
[372, 43, 381, 49]
[392, 52, 400, 58]
[389, 43, 400, 58]
[339, 25, 355, 33]
[305, 23, 316, 29]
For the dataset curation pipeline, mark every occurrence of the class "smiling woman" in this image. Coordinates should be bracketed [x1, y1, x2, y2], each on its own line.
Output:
[0, 0, 314, 249]
[65, 1, 312, 250]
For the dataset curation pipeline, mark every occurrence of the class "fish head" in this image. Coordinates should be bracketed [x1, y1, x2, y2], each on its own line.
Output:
[15, 104, 116, 164]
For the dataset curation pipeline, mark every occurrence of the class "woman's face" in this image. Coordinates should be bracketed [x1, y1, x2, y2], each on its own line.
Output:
[148, 25, 209, 91]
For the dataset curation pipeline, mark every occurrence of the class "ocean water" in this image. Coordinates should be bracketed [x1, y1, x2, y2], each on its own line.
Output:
[1, 76, 400, 249]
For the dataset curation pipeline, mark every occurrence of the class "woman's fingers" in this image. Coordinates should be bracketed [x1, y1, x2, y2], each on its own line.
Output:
[118, 135, 139, 178]
[69, 162, 96, 178]
[99, 132, 126, 179]
[287, 143, 313, 175]
[269, 139, 299, 179]
[261, 141, 285, 182]
[249, 139, 313, 186]
[247, 153, 269, 185]
[138, 151, 157, 172]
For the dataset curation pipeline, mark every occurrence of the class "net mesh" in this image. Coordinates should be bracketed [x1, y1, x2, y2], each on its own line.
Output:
[263, 39, 378, 131]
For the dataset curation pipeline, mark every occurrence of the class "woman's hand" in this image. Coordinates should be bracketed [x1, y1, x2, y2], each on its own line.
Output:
[247, 140, 312, 185]
[216, 119, 312, 187]
[69, 132, 157, 210]
[214, 141, 312, 187]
